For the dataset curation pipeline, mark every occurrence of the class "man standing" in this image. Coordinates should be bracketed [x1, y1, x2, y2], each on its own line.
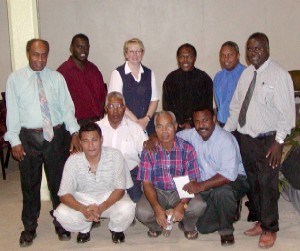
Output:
[224, 32, 295, 249]
[163, 43, 213, 131]
[179, 107, 248, 246]
[214, 41, 245, 127]
[136, 111, 206, 240]
[54, 123, 135, 244]
[4, 39, 80, 247]
[57, 33, 107, 125]
[97, 91, 148, 203]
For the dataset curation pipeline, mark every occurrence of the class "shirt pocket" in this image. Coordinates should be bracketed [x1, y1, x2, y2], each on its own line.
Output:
[255, 84, 274, 106]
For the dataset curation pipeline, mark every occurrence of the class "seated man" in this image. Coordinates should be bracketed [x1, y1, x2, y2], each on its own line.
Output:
[97, 91, 148, 203]
[181, 107, 248, 246]
[136, 111, 206, 240]
[53, 122, 135, 244]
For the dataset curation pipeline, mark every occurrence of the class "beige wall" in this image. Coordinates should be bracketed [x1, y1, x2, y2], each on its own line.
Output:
[0, 0, 11, 91]
[1, 0, 300, 102]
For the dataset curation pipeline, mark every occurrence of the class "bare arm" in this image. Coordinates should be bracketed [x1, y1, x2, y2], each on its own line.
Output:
[137, 100, 159, 130]
[97, 189, 125, 216]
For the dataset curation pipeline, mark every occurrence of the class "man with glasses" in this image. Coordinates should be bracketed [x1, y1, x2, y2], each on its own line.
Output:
[97, 91, 148, 203]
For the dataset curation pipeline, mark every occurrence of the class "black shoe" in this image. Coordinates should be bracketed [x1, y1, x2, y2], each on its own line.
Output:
[111, 231, 125, 243]
[233, 199, 242, 222]
[55, 226, 71, 241]
[221, 234, 235, 246]
[77, 232, 90, 243]
[19, 230, 37, 247]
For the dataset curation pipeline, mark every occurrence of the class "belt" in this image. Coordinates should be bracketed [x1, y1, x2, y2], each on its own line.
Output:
[23, 124, 62, 133]
[256, 131, 276, 139]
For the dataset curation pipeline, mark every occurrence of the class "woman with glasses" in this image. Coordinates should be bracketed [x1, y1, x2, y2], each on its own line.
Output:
[108, 38, 159, 135]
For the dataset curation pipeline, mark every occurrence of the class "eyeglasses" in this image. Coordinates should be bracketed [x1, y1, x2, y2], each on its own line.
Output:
[106, 104, 124, 110]
[127, 50, 143, 55]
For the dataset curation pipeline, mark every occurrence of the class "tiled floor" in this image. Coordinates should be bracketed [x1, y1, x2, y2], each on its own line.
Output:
[1, 157, 300, 251]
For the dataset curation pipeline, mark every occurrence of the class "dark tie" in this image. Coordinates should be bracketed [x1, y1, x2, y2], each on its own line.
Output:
[238, 71, 257, 127]
[37, 72, 54, 141]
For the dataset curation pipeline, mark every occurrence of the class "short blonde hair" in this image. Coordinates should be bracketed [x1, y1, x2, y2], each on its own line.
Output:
[123, 38, 145, 58]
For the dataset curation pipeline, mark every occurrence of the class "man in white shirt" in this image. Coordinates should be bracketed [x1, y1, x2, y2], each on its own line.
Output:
[97, 91, 148, 202]
[224, 32, 295, 249]
[53, 123, 135, 244]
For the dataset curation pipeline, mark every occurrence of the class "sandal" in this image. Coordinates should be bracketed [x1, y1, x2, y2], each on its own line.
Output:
[178, 221, 199, 240]
[147, 230, 162, 238]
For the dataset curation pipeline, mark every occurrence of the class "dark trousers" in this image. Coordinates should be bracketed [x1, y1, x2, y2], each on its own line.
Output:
[136, 189, 206, 231]
[19, 125, 67, 232]
[196, 175, 248, 235]
[127, 166, 143, 203]
[239, 133, 279, 232]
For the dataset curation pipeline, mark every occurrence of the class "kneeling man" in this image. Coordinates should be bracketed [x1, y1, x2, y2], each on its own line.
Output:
[136, 111, 206, 240]
[53, 122, 135, 244]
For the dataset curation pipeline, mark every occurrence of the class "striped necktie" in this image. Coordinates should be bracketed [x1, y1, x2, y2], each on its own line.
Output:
[37, 72, 54, 141]
[238, 71, 257, 128]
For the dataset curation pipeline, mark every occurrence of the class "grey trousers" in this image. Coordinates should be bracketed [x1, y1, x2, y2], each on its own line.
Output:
[196, 175, 249, 235]
[136, 189, 206, 231]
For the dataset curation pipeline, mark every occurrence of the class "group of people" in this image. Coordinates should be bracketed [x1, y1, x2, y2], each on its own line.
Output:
[4, 31, 295, 250]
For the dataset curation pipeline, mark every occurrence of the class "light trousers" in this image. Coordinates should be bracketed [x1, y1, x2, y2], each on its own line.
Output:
[54, 192, 136, 233]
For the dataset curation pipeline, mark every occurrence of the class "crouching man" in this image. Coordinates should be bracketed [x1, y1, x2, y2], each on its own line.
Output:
[136, 111, 206, 240]
[53, 122, 135, 244]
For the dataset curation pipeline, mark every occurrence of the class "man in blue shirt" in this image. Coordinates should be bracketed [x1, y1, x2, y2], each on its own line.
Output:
[181, 107, 248, 246]
[5, 39, 80, 247]
[214, 41, 245, 127]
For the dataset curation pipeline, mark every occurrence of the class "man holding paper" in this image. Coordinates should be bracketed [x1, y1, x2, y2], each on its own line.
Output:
[180, 107, 248, 246]
[136, 111, 206, 240]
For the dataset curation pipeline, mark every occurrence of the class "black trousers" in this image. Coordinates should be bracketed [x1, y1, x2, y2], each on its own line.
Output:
[196, 175, 248, 235]
[239, 133, 279, 232]
[19, 125, 67, 232]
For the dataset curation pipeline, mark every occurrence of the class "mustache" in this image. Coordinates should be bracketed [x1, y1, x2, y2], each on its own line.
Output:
[196, 127, 209, 132]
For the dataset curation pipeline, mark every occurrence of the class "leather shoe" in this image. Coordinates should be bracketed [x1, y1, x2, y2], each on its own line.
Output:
[221, 234, 235, 246]
[111, 231, 125, 243]
[19, 230, 37, 247]
[55, 226, 71, 241]
[258, 231, 277, 249]
[244, 222, 263, 236]
[77, 232, 90, 243]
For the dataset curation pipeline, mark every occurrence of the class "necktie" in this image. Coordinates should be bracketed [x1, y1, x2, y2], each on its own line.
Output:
[37, 72, 54, 141]
[238, 71, 257, 127]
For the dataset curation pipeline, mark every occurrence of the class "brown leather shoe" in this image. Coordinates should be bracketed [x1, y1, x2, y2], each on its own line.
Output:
[244, 222, 263, 236]
[258, 231, 277, 249]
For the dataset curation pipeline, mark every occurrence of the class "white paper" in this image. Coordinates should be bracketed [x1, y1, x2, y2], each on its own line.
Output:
[173, 175, 194, 199]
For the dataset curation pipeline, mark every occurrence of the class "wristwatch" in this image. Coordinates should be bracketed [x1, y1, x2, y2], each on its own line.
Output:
[180, 201, 188, 209]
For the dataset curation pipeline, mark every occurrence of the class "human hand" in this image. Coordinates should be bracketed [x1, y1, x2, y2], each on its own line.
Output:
[143, 133, 159, 152]
[183, 181, 204, 194]
[154, 207, 168, 228]
[82, 204, 100, 222]
[265, 141, 283, 169]
[69, 133, 82, 154]
[172, 205, 184, 222]
[12, 144, 26, 161]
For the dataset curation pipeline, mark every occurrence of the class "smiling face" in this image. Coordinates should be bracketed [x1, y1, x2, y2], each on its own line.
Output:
[125, 43, 144, 66]
[177, 47, 196, 72]
[220, 45, 240, 71]
[246, 37, 269, 69]
[193, 110, 216, 141]
[70, 37, 90, 64]
[27, 41, 48, 71]
[80, 130, 103, 160]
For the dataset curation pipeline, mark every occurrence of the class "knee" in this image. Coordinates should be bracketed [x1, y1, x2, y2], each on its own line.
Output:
[136, 203, 154, 224]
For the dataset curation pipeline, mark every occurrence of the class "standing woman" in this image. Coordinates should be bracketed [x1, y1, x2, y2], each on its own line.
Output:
[108, 38, 159, 135]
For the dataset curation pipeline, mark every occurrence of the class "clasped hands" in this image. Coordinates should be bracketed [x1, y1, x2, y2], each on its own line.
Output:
[82, 203, 106, 222]
[154, 204, 185, 229]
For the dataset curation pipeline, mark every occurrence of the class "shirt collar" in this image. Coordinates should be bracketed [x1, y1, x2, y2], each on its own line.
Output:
[251, 58, 271, 74]
[124, 61, 144, 75]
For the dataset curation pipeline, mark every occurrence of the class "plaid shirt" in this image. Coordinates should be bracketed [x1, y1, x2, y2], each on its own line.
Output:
[137, 136, 200, 190]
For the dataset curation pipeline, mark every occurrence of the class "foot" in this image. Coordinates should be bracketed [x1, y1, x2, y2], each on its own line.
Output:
[178, 221, 198, 240]
[55, 226, 71, 241]
[77, 232, 90, 243]
[19, 230, 37, 247]
[258, 231, 277, 249]
[221, 234, 235, 246]
[244, 222, 263, 236]
[111, 231, 125, 243]
[147, 230, 162, 238]
[233, 200, 242, 222]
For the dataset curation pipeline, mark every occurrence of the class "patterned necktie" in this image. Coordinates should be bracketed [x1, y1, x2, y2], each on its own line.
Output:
[238, 71, 257, 127]
[37, 72, 54, 142]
